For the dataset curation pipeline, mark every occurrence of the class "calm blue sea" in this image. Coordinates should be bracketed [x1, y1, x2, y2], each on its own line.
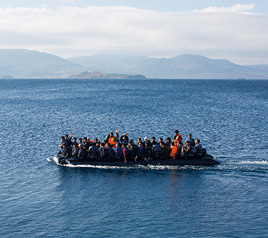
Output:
[0, 79, 268, 238]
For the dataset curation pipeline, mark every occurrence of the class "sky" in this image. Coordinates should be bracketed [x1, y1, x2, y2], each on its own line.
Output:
[0, 0, 268, 64]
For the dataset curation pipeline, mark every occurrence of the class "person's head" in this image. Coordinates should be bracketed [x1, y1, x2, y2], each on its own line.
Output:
[137, 138, 142, 143]
[159, 137, 163, 143]
[144, 136, 149, 141]
[151, 137, 155, 141]
[83, 137, 87, 142]
[188, 134, 192, 139]
[73, 137, 77, 142]
[61, 136, 65, 142]
[110, 132, 114, 137]
[65, 134, 69, 139]
[174, 130, 178, 135]
[95, 138, 99, 142]
[166, 137, 171, 143]
[195, 139, 200, 144]
[78, 138, 82, 143]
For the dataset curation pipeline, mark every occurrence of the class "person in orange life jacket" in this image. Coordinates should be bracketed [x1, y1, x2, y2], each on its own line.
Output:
[174, 130, 182, 143]
[122, 144, 130, 163]
[105, 130, 119, 147]
[114, 143, 123, 160]
[169, 142, 178, 159]
[194, 139, 203, 159]
[185, 134, 195, 147]
[120, 133, 129, 146]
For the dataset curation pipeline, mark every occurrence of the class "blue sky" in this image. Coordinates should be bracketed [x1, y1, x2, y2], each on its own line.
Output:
[0, 0, 267, 64]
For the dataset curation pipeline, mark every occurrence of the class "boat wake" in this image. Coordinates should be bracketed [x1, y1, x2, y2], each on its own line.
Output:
[237, 160, 268, 165]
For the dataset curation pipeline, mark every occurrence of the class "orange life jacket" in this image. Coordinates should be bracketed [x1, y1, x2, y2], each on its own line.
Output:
[174, 134, 182, 143]
[170, 145, 178, 157]
[108, 136, 116, 147]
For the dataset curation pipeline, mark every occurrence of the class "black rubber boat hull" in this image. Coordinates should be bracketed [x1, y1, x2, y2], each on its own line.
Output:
[54, 155, 220, 167]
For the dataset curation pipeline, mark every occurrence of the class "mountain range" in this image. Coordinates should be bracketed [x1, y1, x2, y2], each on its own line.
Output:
[0, 49, 267, 79]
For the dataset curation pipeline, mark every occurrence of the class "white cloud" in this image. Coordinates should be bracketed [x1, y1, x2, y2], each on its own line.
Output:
[198, 4, 256, 14]
[0, 4, 267, 64]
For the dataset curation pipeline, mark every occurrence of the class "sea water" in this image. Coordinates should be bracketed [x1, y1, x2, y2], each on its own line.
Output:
[0, 79, 268, 237]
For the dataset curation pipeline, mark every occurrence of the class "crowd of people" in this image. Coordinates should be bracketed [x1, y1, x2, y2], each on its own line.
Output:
[57, 130, 204, 164]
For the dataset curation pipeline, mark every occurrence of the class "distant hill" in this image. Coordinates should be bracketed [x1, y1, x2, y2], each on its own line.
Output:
[0, 49, 267, 79]
[69, 54, 268, 79]
[0, 49, 83, 78]
[68, 71, 146, 79]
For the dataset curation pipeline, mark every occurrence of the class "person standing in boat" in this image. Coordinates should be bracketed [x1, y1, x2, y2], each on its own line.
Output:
[105, 130, 119, 148]
[194, 139, 203, 159]
[120, 133, 129, 146]
[174, 130, 182, 144]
